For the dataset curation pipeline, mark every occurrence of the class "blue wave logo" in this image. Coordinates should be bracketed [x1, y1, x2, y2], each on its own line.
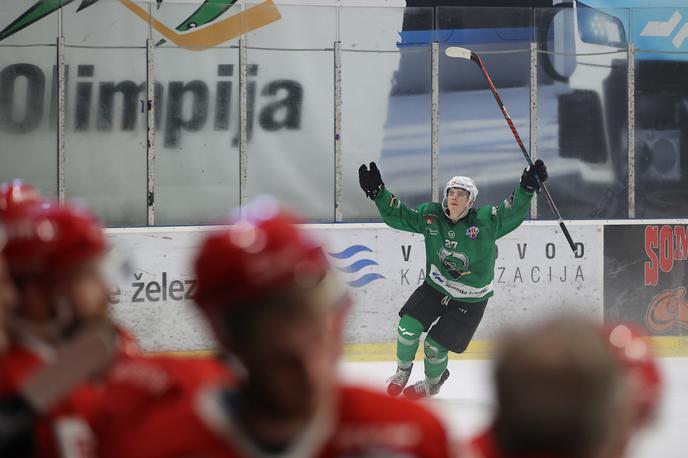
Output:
[328, 244, 385, 288]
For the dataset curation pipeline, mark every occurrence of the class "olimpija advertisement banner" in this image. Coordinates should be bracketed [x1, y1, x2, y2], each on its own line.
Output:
[0, 0, 402, 224]
[105, 222, 601, 353]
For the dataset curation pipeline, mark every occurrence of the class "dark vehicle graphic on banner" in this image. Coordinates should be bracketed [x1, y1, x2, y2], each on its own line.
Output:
[384, 0, 688, 220]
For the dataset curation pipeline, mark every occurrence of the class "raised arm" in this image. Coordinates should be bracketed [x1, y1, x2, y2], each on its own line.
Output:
[359, 162, 424, 234]
[492, 160, 548, 238]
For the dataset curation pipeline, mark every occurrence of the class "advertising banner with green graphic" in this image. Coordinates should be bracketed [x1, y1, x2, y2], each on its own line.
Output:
[604, 224, 688, 336]
[0, 0, 401, 224]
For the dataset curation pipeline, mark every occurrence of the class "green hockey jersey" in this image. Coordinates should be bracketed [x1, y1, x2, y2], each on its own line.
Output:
[375, 185, 533, 302]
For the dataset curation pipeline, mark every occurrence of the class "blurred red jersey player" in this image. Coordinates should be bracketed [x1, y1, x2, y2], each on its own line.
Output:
[94, 197, 453, 458]
[603, 323, 662, 458]
[0, 199, 139, 457]
[0, 179, 43, 220]
[0, 226, 18, 355]
[0, 180, 38, 351]
[0, 179, 41, 356]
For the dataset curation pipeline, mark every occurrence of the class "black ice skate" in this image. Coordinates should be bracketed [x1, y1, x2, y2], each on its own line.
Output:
[386, 364, 413, 396]
[402, 369, 450, 399]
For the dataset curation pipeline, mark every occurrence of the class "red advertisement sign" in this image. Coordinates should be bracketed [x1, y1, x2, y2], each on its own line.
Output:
[605, 225, 688, 335]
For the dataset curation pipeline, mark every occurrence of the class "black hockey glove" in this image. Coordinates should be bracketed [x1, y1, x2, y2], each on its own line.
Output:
[358, 162, 385, 200]
[520, 159, 548, 193]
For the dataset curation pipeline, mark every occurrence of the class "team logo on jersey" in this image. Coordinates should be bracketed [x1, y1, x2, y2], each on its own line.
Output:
[466, 226, 480, 239]
[438, 248, 471, 280]
[425, 216, 433, 225]
[448, 230, 455, 239]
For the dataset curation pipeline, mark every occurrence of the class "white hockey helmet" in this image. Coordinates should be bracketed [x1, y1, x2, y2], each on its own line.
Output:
[445, 176, 478, 201]
[442, 176, 478, 213]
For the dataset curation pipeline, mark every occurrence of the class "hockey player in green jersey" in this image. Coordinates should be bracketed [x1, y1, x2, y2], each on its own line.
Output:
[358, 160, 548, 399]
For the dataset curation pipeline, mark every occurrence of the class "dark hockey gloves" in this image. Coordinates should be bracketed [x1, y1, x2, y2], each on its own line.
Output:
[520, 159, 548, 193]
[359, 162, 385, 200]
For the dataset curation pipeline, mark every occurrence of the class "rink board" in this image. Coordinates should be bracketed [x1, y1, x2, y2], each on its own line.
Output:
[603, 224, 688, 337]
[106, 221, 602, 355]
[150, 335, 688, 361]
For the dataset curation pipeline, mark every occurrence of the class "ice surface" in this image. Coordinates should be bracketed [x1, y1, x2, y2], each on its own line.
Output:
[339, 358, 688, 457]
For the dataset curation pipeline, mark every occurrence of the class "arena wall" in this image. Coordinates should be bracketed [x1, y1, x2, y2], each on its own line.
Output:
[107, 220, 688, 359]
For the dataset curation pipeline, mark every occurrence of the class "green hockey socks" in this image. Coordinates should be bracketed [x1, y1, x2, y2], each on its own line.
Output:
[396, 315, 449, 382]
[424, 336, 449, 383]
[396, 315, 423, 369]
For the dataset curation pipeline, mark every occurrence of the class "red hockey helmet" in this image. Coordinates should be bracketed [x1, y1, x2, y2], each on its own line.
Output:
[0, 180, 43, 220]
[604, 323, 662, 426]
[194, 199, 348, 316]
[2, 201, 106, 283]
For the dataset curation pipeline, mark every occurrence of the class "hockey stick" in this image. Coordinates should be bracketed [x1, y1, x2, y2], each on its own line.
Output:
[445, 46, 577, 253]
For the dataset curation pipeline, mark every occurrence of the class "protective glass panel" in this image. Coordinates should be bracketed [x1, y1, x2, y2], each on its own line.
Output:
[631, 7, 688, 219]
[607, 7, 688, 343]
[245, 3, 336, 222]
[536, 6, 630, 219]
[152, 1, 242, 225]
[63, 0, 150, 226]
[0, 0, 59, 197]
[341, 7, 433, 222]
[438, 6, 532, 210]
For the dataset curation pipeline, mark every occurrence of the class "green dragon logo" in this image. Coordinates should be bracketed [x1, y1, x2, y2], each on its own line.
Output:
[438, 247, 471, 279]
[0, 0, 280, 50]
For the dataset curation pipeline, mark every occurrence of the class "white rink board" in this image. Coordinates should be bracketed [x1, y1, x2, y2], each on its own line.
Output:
[321, 223, 602, 345]
[106, 229, 216, 352]
[106, 222, 602, 352]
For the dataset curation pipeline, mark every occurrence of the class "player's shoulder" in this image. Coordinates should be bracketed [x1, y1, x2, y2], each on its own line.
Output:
[98, 356, 232, 427]
[474, 205, 499, 222]
[0, 344, 45, 395]
[103, 356, 183, 406]
[95, 378, 230, 458]
[0, 343, 43, 366]
[335, 385, 450, 455]
[475, 204, 494, 216]
[422, 201, 444, 216]
[114, 326, 141, 357]
[338, 385, 444, 426]
[107, 355, 232, 391]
